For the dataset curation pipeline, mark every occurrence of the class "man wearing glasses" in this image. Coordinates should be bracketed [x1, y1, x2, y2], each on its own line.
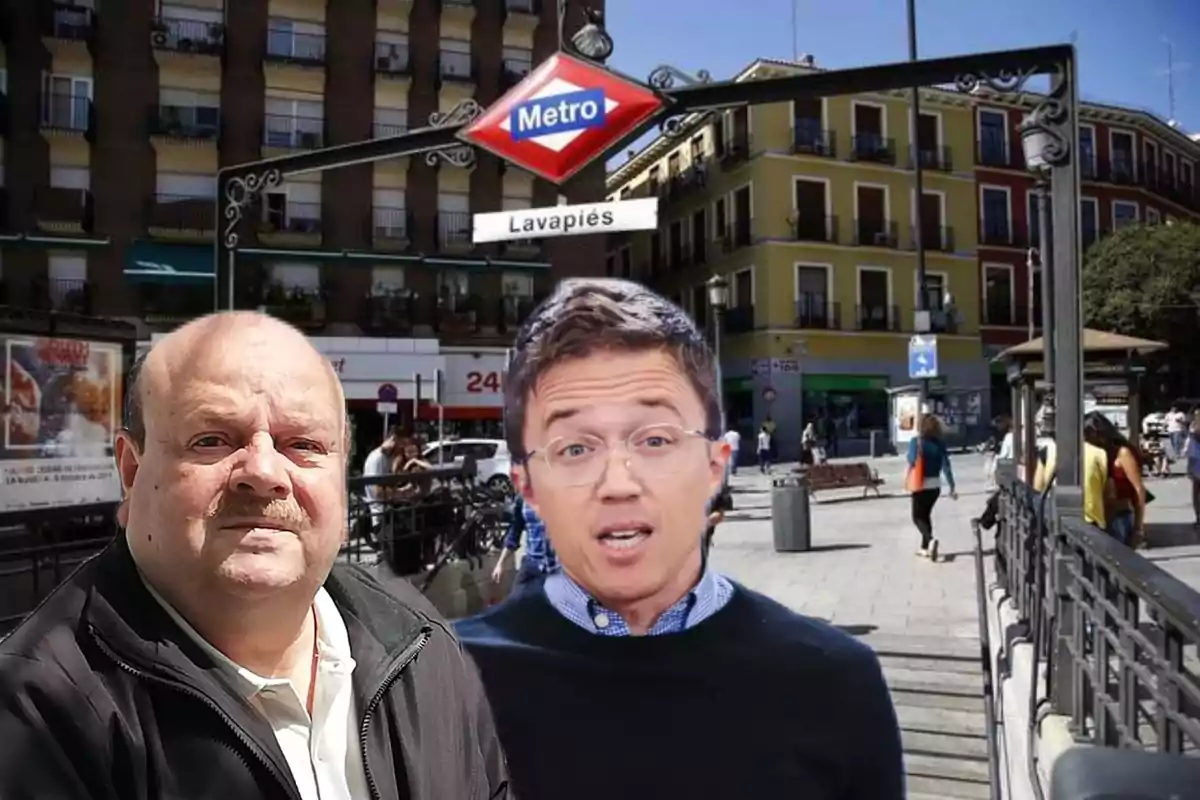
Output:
[455, 279, 903, 800]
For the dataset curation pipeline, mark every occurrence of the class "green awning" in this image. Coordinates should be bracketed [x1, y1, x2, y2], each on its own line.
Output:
[125, 241, 214, 283]
[803, 374, 890, 392]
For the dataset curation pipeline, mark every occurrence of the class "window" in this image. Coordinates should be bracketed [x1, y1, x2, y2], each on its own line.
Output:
[376, 30, 409, 70]
[159, 88, 220, 134]
[265, 97, 324, 148]
[373, 188, 406, 237]
[48, 253, 88, 312]
[1163, 151, 1177, 185]
[732, 268, 754, 307]
[270, 262, 321, 291]
[650, 230, 661, 273]
[370, 266, 406, 296]
[1080, 197, 1099, 249]
[1027, 190, 1042, 244]
[981, 187, 1011, 244]
[438, 193, 471, 245]
[42, 75, 92, 130]
[795, 265, 830, 327]
[1110, 131, 1135, 181]
[264, 181, 320, 232]
[921, 273, 946, 312]
[502, 46, 532, 76]
[267, 18, 325, 61]
[438, 270, 471, 312]
[856, 268, 891, 331]
[983, 265, 1014, 326]
[669, 220, 684, 266]
[440, 38, 472, 77]
[691, 208, 707, 264]
[156, 173, 216, 198]
[1146, 207, 1161, 225]
[1112, 200, 1139, 230]
[1078, 125, 1096, 178]
[713, 197, 727, 240]
[502, 272, 534, 297]
[50, 167, 90, 190]
[374, 107, 408, 138]
[690, 284, 707, 330]
[1182, 161, 1195, 190]
[978, 109, 1007, 164]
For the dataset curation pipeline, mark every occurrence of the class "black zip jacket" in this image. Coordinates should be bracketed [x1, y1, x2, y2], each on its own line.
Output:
[0, 536, 510, 800]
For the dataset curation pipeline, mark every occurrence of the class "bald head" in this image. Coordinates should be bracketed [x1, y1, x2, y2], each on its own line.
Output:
[124, 312, 343, 450]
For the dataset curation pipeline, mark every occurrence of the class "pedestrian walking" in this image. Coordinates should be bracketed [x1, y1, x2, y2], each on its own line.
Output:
[455, 279, 903, 800]
[491, 493, 558, 598]
[1083, 411, 1149, 548]
[0, 312, 510, 799]
[1167, 405, 1188, 467]
[722, 426, 741, 476]
[1186, 420, 1200, 530]
[757, 424, 773, 473]
[905, 414, 957, 561]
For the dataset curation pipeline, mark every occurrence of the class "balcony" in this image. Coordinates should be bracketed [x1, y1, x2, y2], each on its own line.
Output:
[40, 93, 93, 137]
[664, 166, 708, 202]
[499, 294, 538, 334]
[263, 115, 324, 150]
[433, 293, 482, 336]
[375, 42, 410, 76]
[33, 277, 92, 315]
[855, 303, 899, 332]
[148, 194, 215, 237]
[42, 2, 94, 42]
[136, 282, 215, 326]
[794, 296, 840, 330]
[792, 214, 837, 244]
[928, 308, 960, 334]
[439, 52, 475, 84]
[852, 218, 899, 248]
[976, 139, 1024, 170]
[792, 126, 836, 158]
[373, 121, 408, 139]
[34, 186, 93, 232]
[266, 28, 326, 66]
[258, 284, 327, 329]
[438, 211, 472, 251]
[151, 16, 224, 56]
[149, 105, 220, 143]
[849, 133, 895, 165]
[909, 224, 955, 252]
[363, 290, 415, 337]
[913, 145, 952, 172]
[668, 243, 690, 273]
[372, 207, 410, 249]
[718, 133, 751, 167]
[259, 201, 322, 244]
[724, 305, 756, 334]
[1096, 155, 1138, 186]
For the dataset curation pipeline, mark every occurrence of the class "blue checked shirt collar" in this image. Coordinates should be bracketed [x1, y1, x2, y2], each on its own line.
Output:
[543, 565, 733, 636]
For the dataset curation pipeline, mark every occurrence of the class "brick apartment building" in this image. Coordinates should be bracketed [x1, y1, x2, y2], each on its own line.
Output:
[0, 0, 606, 345]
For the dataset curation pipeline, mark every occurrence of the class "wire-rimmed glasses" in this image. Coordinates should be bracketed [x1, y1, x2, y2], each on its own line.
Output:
[526, 423, 714, 488]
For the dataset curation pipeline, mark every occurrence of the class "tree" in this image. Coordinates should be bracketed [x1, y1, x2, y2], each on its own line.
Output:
[1082, 220, 1200, 400]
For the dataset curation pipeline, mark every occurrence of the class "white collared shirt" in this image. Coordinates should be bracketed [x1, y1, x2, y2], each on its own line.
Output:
[142, 579, 370, 800]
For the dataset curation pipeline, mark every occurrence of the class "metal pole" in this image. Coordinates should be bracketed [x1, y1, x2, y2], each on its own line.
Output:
[1036, 176, 1055, 384]
[907, 0, 930, 418]
[227, 250, 236, 312]
[1026, 248, 1036, 340]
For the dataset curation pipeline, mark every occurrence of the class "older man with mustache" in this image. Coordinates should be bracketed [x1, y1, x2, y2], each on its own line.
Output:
[0, 312, 509, 800]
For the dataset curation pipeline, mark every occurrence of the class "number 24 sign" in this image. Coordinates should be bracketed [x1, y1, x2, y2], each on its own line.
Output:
[466, 371, 502, 393]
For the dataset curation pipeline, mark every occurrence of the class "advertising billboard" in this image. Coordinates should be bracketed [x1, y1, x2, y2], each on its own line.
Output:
[0, 334, 123, 514]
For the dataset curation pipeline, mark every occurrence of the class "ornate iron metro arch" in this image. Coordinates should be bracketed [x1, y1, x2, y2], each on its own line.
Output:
[215, 42, 1083, 494]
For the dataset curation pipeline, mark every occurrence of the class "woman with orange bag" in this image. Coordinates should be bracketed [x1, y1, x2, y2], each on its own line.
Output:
[905, 414, 958, 561]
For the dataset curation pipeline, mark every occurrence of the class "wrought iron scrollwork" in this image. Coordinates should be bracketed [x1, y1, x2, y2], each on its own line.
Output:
[222, 169, 282, 249]
[1021, 63, 1071, 167]
[953, 65, 1038, 97]
[647, 64, 714, 138]
[558, 0, 613, 63]
[426, 99, 482, 169]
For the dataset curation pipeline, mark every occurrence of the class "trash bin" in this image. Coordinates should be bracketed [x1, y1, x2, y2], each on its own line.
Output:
[771, 475, 811, 552]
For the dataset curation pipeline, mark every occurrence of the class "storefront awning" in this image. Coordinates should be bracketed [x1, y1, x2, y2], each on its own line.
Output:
[124, 241, 214, 283]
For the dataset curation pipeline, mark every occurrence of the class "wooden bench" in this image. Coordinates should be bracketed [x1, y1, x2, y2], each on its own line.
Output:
[794, 462, 885, 498]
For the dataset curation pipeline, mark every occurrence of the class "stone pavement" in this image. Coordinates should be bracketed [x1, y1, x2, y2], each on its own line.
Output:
[713, 454, 995, 799]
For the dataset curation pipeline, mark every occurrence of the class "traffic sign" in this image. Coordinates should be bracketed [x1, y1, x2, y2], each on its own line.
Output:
[377, 383, 398, 402]
[472, 197, 658, 243]
[458, 52, 665, 185]
[908, 336, 939, 380]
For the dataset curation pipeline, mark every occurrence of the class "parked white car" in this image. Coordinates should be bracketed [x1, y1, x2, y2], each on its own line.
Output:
[422, 438, 513, 491]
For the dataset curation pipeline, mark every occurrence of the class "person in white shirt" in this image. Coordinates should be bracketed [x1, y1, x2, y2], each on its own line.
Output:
[723, 428, 741, 476]
[1167, 406, 1188, 463]
[361, 427, 401, 532]
[757, 425, 772, 474]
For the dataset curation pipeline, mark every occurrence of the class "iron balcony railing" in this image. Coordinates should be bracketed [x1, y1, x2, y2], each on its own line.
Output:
[794, 295, 840, 330]
[724, 305, 756, 334]
[855, 303, 899, 332]
[266, 28, 326, 64]
[363, 291, 415, 336]
[909, 224, 955, 252]
[434, 293, 482, 335]
[149, 194, 215, 231]
[793, 125, 837, 158]
[34, 186, 93, 229]
[990, 467, 1200, 760]
[976, 137, 1025, 170]
[792, 214, 837, 244]
[980, 222, 1015, 247]
[44, 2, 94, 40]
[263, 201, 321, 234]
[41, 92, 92, 133]
[375, 41, 410, 74]
[849, 133, 895, 165]
[852, 218, 899, 248]
[263, 114, 325, 149]
[373, 207, 409, 240]
[912, 144, 953, 172]
[439, 52, 474, 81]
[982, 303, 1031, 328]
[34, 276, 92, 315]
[438, 211, 472, 247]
[151, 16, 224, 55]
[149, 104, 220, 140]
[500, 295, 538, 333]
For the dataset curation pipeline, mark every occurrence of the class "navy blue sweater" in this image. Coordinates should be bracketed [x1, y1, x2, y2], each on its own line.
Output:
[455, 583, 904, 800]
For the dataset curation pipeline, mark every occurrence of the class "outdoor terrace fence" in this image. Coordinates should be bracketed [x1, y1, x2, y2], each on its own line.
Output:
[989, 463, 1200, 764]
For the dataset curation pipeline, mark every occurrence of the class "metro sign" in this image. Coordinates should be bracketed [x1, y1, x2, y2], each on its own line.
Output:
[458, 52, 665, 185]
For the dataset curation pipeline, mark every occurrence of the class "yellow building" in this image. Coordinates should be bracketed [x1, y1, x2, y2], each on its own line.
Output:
[606, 57, 985, 453]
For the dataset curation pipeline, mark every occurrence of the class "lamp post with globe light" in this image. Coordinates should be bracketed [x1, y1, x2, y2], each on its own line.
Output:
[1020, 107, 1057, 385]
[707, 274, 730, 419]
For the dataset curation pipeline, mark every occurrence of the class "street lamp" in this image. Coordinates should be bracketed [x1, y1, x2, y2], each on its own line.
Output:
[1020, 108, 1056, 385]
[706, 274, 730, 410]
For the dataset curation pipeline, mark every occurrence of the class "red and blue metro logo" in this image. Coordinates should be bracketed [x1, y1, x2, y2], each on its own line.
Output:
[458, 52, 665, 185]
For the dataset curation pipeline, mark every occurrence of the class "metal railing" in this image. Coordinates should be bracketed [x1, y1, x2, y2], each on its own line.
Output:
[792, 214, 837, 243]
[149, 194, 215, 230]
[852, 218, 899, 248]
[266, 28, 326, 63]
[988, 466, 1200, 793]
[849, 133, 895, 165]
[152, 16, 224, 54]
[149, 104, 220, 140]
[794, 296, 840, 330]
[263, 114, 324, 149]
[373, 207, 409, 239]
[792, 126, 836, 157]
[41, 92, 92, 132]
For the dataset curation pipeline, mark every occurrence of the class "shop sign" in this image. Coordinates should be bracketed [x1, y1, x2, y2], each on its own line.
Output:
[441, 352, 509, 408]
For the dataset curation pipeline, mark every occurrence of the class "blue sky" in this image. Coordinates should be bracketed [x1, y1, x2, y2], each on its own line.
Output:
[603, 0, 1199, 166]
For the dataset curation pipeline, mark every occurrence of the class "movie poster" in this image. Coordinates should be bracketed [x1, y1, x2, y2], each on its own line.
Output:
[0, 335, 123, 513]
[893, 394, 920, 444]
